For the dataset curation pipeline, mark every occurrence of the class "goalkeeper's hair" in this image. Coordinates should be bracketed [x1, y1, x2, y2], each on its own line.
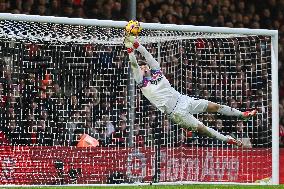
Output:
[138, 60, 147, 66]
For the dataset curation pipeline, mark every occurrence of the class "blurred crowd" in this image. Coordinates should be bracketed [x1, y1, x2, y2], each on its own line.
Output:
[0, 0, 283, 147]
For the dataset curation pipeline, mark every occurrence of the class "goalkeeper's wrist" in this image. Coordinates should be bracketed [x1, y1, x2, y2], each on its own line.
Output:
[127, 48, 134, 54]
[133, 41, 139, 49]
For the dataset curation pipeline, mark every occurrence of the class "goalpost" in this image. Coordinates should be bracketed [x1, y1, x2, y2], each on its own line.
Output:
[0, 13, 278, 185]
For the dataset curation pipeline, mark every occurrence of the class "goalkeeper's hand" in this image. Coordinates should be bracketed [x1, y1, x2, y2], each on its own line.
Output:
[124, 35, 136, 48]
[124, 35, 140, 54]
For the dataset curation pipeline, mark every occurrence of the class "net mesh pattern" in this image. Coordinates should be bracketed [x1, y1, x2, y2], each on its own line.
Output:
[0, 20, 244, 44]
[0, 19, 272, 184]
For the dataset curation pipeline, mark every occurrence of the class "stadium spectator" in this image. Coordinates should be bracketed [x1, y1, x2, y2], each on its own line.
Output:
[96, 114, 115, 146]
[21, 1, 33, 14]
[36, 119, 53, 146]
[70, 128, 84, 146]
[80, 87, 100, 107]
[111, 118, 128, 147]
[61, 5, 73, 17]
[133, 123, 144, 147]
[0, 83, 8, 109]
[0, 0, 283, 149]
[49, 0, 60, 16]
[50, 82, 64, 99]
[160, 115, 191, 147]
[72, 5, 86, 18]
[0, 129, 9, 145]
[280, 120, 284, 147]
[205, 118, 228, 147]
[234, 120, 253, 148]
[6, 119, 21, 145]
[0, 0, 9, 13]
[68, 94, 80, 113]
[66, 111, 82, 146]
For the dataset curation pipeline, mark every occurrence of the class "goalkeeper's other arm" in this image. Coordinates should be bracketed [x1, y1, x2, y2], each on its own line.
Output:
[125, 36, 160, 71]
[135, 43, 160, 71]
[128, 52, 143, 84]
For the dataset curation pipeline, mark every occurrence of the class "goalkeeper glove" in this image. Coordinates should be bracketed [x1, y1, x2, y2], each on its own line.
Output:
[124, 35, 135, 48]
[124, 35, 140, 49]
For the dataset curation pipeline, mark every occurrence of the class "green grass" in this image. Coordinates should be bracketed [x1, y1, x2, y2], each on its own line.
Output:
[2, 185, 284, 189]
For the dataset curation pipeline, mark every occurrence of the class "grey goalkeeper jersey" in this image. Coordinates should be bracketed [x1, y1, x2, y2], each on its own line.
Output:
[128, 52, 180, 114]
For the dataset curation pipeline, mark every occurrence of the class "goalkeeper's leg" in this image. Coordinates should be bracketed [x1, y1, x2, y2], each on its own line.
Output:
[197, 124, 243, 147]
[206, 102, 257, 121]
[170, 112, 242, 147]
[188, 97, 256, 120]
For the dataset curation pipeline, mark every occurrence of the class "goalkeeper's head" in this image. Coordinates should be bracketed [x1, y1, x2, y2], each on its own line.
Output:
[140, 61, 151, 78]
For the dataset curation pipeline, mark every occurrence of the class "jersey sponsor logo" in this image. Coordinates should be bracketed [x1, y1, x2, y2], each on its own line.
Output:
[137, 70, 163, 88]
[150, 73, 163, 85]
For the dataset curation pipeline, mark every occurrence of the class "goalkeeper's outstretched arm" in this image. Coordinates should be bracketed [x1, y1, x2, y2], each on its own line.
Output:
[125, 35, 160, 70]
[135, 44, 160, 70]
[128, 52, 143, 84]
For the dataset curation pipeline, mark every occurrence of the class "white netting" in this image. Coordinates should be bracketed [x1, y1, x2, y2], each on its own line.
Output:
[0, 17, 272, 185]
[0, 20, 246, 44]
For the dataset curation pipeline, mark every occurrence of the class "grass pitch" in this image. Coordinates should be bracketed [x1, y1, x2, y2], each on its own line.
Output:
[2, 185, 284, 189]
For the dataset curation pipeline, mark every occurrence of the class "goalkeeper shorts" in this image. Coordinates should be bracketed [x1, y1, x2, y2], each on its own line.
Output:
[169, 95, 209, 131]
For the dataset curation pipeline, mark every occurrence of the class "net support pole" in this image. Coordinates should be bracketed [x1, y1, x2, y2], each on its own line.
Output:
[271, 33, 279, 185]
[128, 0, 136, 20]
[153, 41, 162, 183]
[179, 39, 183, 93]
[127, 0, 136, 147]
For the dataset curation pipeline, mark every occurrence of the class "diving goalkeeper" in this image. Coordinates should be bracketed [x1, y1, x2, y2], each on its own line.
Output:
[124, 36, 257, 147]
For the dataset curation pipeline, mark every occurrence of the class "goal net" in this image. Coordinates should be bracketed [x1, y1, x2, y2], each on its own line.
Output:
[0, 14, 278, 185]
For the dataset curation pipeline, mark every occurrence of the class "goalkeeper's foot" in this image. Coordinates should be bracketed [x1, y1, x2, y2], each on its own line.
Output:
[241, 109, 257, 121]
[226, 135, 243, 147]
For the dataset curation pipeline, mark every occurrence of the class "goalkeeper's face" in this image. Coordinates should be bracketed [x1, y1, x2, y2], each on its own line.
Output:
[140, 65, 151, 77]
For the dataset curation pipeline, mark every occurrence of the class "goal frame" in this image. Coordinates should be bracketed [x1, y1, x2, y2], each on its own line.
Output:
[0, 13, 279, 185]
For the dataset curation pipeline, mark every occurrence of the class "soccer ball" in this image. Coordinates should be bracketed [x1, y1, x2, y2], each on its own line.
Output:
[125, 20, 142, 36]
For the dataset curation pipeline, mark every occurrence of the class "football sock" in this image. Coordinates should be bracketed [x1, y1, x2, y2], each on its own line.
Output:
[217, 105, 242, 117]
[204, 126, 228, 142]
